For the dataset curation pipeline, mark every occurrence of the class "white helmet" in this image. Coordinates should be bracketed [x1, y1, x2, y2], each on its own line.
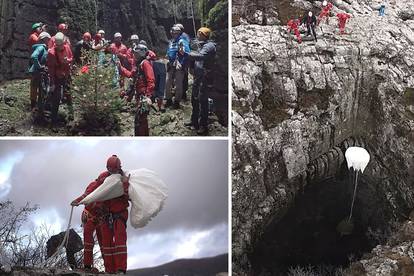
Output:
[55, 32, 65, 45]
[114, 32, 122, 39]
[174, 23, 184, 31]
[308, 11, 313, 17]
[133, 44, 148, 57]
[323, 0, 328, 6]
[38, 32, 51, 40]
[98, 29, 105, 35]
[130, 34, 139, 40]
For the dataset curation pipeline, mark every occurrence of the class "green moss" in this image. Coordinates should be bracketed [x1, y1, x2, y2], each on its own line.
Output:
[404, 87, 414, 106]
[57, 0, 97, 39]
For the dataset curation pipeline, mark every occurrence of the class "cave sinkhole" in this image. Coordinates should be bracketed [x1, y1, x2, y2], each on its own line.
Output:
[250, 169, 394, 275]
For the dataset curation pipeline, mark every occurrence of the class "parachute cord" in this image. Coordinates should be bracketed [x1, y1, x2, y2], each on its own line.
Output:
[190, 0, 197, 38]
[43, 206, 74, 268]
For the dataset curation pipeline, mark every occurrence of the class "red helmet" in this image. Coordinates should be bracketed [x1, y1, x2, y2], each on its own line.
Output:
[107, 155, 121, 172]
[83, 32, 91, 41]
[58, 23, 67, 31]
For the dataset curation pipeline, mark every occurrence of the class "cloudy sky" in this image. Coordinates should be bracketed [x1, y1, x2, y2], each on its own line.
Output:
[0, 139, 228, 270]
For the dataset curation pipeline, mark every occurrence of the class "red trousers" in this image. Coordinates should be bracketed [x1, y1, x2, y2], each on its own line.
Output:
[83, 219, 103, 267]
[100, 210, 128, 273]
[339, 21, 346, 34]
[293, 28, 302, 43]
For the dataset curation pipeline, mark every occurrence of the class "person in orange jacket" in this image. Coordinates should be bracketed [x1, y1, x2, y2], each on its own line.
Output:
[337, 13, 351, 34]
[47, 32, 74, 125]
[71, 155, 130, 274]
[117, 44, 155, 136]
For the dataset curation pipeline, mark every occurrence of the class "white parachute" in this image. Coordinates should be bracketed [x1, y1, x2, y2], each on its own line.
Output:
[345, 147, 370, 173]
[79, 168, 167, 228]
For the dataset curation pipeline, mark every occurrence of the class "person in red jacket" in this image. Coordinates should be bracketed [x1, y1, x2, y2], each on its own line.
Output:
[71, 178, 107, 272]
[71, 155, 130, 274]
[318, 1, 333, 25]
[110, 33, 129, 96]
[48, 23, 71, 49]
[126, 34, 140, 68]
[28, 23, 43, 47]
[287, 19, 302, 43]
[47, 32, 74, 125]
[117, 44, 155, 136]
[337, 13, 351, 34]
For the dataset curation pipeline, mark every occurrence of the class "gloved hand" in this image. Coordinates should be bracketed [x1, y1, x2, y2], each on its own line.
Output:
[70, 200, 80, 206]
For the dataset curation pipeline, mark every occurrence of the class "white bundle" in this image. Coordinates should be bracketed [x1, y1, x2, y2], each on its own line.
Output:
[345, 147, 370, 173]
[79, 168, 167, 228]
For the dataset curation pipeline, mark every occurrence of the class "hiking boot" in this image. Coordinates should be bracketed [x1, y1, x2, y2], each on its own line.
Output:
[165, 99, 173, 108]
[172, 101, 180, 109]
[197, 126, 209, 136]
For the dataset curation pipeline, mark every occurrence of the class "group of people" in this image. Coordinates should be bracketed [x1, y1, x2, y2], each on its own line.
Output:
[287, 0, 352, 43]
[71, 155, 129, 274]
[27, 21, 217, 135]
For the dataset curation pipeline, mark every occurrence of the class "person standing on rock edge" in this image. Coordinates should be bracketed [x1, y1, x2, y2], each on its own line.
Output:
[186, 27, 216, 136]
[317, 1, 333, 25]
[287, 19, 302, 43]
[110, 33, 129, 97]
[379, 3, 386, 16]
[165, 25, 190, 109]
[337, 13, 351, 34]
[117, 44, 155, 136]
[302, 11, 318, 42]
[71, 155, 130, 274]
[47, 32, 74, 126]
[28, 32, 51, 113]
[71, 178, 108, 272]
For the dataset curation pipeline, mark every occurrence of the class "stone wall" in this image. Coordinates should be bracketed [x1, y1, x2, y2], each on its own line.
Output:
[0, 0, 202, 82]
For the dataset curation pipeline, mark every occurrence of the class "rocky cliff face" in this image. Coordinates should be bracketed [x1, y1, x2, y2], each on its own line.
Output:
[232, 0, 414, 274]
[0, 0, 201, 82]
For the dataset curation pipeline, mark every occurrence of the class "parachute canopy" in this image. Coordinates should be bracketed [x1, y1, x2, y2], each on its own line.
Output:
[79, 168, 167, 228]
[345, 147, 370, 173]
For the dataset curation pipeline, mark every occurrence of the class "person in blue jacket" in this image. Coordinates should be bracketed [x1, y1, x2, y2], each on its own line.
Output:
[165, 25, 190, 109]
[379, 3, 385, 16]
[185, 27, 216, 136]
[174, 23, 190, 101]
[28, 31, 51, 112]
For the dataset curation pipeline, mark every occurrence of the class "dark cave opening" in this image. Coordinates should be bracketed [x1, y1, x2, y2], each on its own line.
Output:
[250, 168, 396, 275]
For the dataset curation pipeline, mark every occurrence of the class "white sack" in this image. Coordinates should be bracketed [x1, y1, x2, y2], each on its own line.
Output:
[345, 147, 370, 173]
[79, 168, 167, 228]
